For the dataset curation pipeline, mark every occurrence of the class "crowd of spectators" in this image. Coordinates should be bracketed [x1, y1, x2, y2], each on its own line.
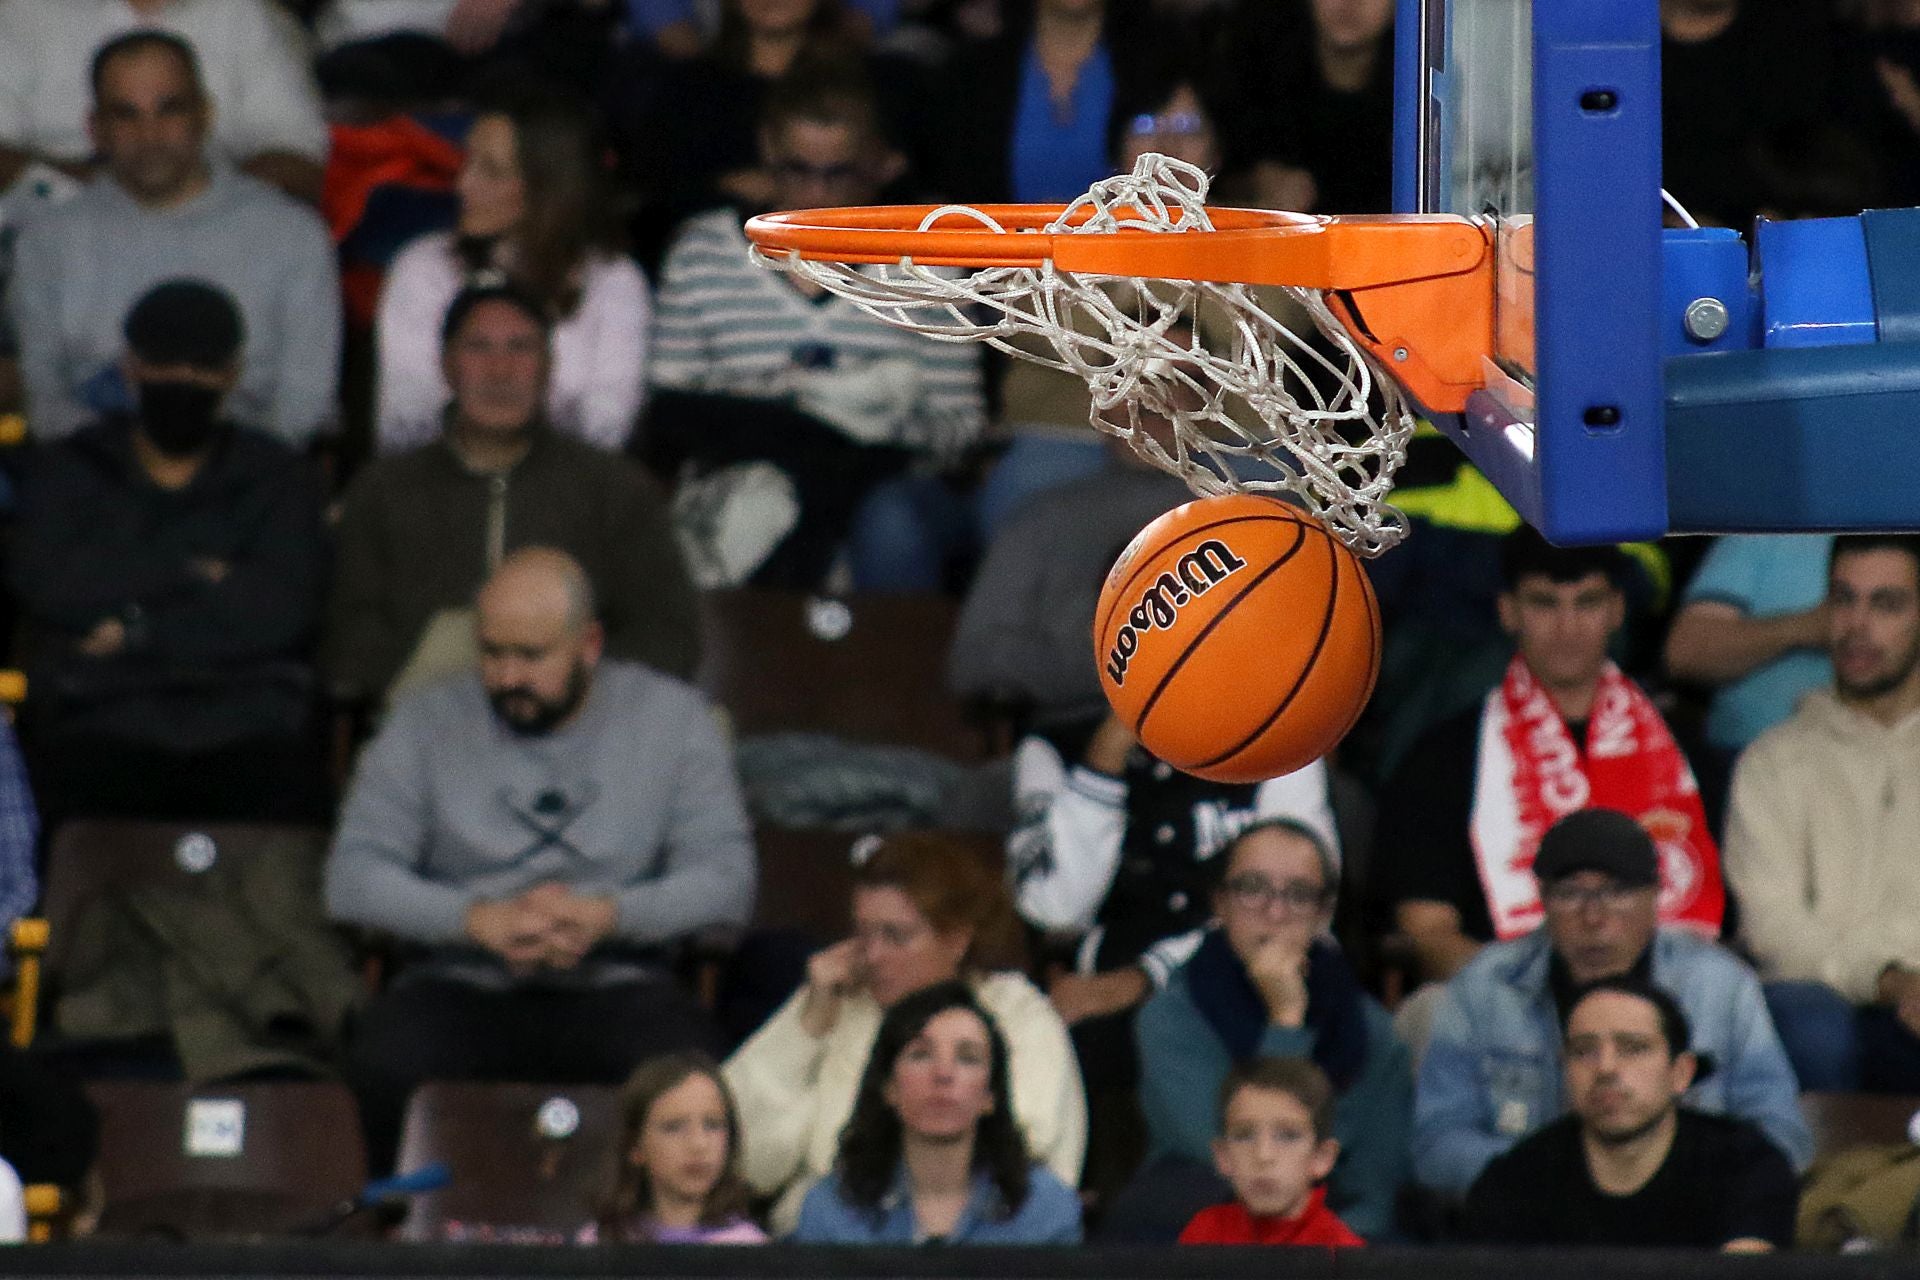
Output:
[0, 0, 1917, 1254]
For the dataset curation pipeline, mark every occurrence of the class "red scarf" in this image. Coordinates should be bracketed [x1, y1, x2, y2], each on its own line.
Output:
[1469, 656, 1724, 940]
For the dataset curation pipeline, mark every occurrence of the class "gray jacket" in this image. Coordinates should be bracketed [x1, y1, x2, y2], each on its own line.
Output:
[9, 161, 340, 443]
[325, 662, 756, 987]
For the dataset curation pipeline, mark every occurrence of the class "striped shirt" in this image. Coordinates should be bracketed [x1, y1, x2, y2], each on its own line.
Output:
[650, 209, 984, 458]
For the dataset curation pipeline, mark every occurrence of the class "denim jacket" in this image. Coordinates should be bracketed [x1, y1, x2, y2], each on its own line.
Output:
[791, 1165, 1083, 1244]
[1413, 927, 1812, 1197]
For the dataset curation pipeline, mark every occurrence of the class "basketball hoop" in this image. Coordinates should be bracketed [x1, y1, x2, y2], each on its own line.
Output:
[744, 155, 1494, 556]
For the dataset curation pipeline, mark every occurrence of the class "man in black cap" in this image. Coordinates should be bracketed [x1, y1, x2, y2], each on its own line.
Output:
[1372, 530, 1723, 1000]
[1464, 975, 1798, 1251]
[1410, 807, 1809, 1201]
[10, 278, 330, 824]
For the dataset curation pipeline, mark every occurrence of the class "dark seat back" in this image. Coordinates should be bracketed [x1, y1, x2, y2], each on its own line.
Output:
[697, 590, 980, 759]
[1802, 1091, 1920, 1162]
[393, 1081, 622, 1242]
[86, 1080, 366, 1240]
[40, 820, 332, 982]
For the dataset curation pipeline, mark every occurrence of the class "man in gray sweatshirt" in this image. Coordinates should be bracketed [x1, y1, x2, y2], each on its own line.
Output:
[327, 547, 755, 1169]
[6, 30, 339, 445]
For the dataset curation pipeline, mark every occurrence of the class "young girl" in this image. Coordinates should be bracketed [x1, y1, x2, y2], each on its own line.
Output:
[583, 1055, 768, 1244]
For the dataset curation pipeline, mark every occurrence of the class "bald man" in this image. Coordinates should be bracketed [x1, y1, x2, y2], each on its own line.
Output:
[325, 548, 754, 1170]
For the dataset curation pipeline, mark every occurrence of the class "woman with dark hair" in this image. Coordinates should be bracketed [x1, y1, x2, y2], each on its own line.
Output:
[375, 89, 650, 452]
[580, 1053, 767, 1244]
[725, 833, 1085, 1233]
[792, 981, 1083, 1242]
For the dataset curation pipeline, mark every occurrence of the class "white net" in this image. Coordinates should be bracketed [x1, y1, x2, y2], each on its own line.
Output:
[748, 154, 1417, 556]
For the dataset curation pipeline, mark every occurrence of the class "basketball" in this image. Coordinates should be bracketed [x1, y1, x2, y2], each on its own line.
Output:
[1094, 494, 1381, 784]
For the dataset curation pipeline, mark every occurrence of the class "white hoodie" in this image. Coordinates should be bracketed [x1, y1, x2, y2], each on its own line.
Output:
[1724, 688, 1920, 1002]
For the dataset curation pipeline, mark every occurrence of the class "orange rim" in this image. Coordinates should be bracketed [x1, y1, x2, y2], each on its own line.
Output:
[745, 204, 1316, 270]
[744, 204, 1496, 413]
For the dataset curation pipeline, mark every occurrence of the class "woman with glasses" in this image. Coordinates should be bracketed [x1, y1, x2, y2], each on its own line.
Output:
[1122, 818, 1411, 1241]
[724, 833, 1087, 1234]
[1003, 711, 1336, 1204]
[792, 982, 1083, 1243]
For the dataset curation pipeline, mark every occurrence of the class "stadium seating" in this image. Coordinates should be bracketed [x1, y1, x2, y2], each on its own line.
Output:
[392, 1081, 621, 1243]
[85, 1080, 366, 1240]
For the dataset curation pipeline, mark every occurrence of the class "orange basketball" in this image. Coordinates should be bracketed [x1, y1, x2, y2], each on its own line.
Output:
[1094, 494, 1381, 783]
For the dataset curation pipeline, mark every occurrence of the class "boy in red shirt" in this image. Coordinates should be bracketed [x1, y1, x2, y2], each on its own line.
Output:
[1178, 1057, 1365, 1246]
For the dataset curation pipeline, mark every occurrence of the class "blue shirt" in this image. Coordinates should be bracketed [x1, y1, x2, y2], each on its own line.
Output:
[1682, 534, 1833, 751]
[1009, 42, 1115, 203]
[791, 1165, 1082, 1244]
[0, 721, 34, 954]
[624, 0, 898, 37]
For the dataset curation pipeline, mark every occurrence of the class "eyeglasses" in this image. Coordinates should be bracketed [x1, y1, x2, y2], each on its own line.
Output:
[774, 158, 862, 185]
[854, 920, 929, 949]
[1221, 875, 1330, 914]
[1128, 111, 1207, 137]
[1541, 881, 1647, 912]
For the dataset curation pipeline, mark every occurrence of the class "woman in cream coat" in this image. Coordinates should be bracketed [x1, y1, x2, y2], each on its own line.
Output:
[725, 833, 1087, 1234]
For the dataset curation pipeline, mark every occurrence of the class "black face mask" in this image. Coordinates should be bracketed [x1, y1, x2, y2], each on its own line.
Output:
[136, 381, 224, 457]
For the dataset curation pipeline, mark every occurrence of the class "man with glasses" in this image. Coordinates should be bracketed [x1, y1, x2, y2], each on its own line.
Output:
[1123, 819, 1411, 1242]
[1373, 528, 1724, 1048]
[645, 66, 984, 590]
[1464, 976, 1796, 1251]
[8, 30, 338, 444]
[1412, 808, 1808, 1202]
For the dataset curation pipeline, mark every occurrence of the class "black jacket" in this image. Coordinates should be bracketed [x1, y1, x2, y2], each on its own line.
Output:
[11, 418, 326, 751]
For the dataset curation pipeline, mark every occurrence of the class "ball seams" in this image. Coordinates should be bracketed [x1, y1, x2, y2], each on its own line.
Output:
[1129, 517, 1311, 741]
[1189, 519, 1343, 771]
[1094, 504, 1309, 644]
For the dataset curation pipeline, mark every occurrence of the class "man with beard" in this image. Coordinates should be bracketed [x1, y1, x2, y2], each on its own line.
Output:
[1724, 535, 1920, 1092]
[1412, 809, 1808, 1200]
[326, 547, 753, 1171]
[11, 278, 329, 824]
[1463, 977, 1796, 1250]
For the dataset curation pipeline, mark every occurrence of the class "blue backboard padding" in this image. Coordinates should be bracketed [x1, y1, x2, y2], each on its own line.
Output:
[1530, 0, 1668, 545]
[1666, 342, 1920, 530]
[1661, 227, 1750, 357]
[1755, 218, 1875, 349]
[1862, 207, 1920, 345]
[1392, 0, 1421, 213]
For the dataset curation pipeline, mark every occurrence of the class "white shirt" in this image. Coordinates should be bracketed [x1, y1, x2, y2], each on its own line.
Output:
[315, 0, 462, 47]
[375, 231, 653, 453]
[0, 1158, 23, 1244]
[0, 0, 328, 167]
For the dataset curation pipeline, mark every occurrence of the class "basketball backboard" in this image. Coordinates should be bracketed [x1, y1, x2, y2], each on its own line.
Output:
[1397, 0, 1667, 544]
[744, 0, 1920, 548]
[1399, 0, 1920, 542]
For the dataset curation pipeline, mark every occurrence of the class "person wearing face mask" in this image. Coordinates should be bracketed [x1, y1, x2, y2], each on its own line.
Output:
[10, 278, 331, 826]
